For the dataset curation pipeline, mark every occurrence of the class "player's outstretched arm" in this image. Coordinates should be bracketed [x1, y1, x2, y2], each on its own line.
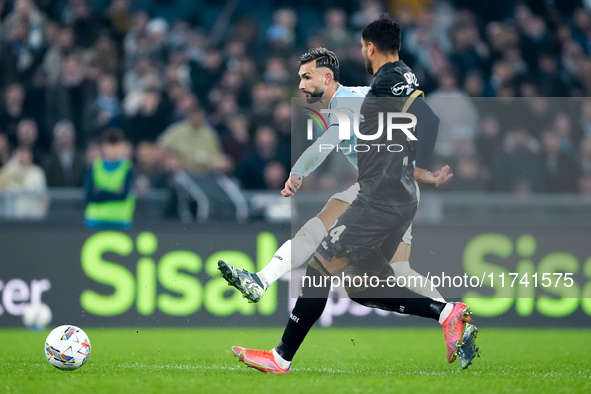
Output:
[281, 174, 303, 197]
[414, 165, 453, 188]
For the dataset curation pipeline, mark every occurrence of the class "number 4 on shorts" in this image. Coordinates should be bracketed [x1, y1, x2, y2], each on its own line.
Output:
[329, 225, 346, 243]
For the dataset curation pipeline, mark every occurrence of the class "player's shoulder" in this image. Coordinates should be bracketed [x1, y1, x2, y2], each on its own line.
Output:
[330, 85, 369, 112]
[372, 61, 419, 97]
[336, 85, 370, 98]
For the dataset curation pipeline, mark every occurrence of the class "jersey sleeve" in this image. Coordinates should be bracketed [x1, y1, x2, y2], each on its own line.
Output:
[290, 121, 342, 179]
[406, 97, 439, 169]
[373, 70, 409, 98]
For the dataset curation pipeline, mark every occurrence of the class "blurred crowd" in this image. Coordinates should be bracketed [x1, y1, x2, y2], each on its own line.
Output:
[1, 0, 591, 203]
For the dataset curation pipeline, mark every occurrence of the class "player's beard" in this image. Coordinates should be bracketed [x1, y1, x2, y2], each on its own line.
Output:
[365, 58, 374, 75]
[304, 88, 324, 103]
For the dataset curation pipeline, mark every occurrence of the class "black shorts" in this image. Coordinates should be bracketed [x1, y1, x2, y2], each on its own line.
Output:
[316, 195, 417, 278]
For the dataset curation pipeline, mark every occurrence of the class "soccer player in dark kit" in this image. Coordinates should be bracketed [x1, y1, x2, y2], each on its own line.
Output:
[229, 18, 480, 373]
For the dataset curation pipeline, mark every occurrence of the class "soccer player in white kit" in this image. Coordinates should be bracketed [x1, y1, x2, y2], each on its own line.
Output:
[218, 47, 447, 304]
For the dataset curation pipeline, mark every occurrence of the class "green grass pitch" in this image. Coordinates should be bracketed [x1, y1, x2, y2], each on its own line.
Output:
[1, 327, 590, 393]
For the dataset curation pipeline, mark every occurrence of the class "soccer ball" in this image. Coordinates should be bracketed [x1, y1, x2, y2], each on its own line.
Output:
[22, 303, 52, 331]
[45, 325, 91, 370]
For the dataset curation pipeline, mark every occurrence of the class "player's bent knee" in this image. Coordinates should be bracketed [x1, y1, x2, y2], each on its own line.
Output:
[311, 252, 349, 276]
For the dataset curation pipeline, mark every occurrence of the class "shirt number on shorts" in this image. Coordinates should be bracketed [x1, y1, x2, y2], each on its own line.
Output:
[329, 225, 346, 243]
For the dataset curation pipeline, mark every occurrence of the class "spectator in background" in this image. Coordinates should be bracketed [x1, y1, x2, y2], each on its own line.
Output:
[86, 32, 120, 76]
[207, 93, 239, 131]
[209, 70, 249, 109]
[485, 60, 514, 96]
[272, 102, 292, 153]
[578, 174, 591, 195]
[0, 133, 11, 166]
[537, 51, 567, 97]
[85, 139, 101, 165]
[134, 142, 167, 192]
[158, 105, 230, 174]
[475, 116, 502, 188]
[84, 128, 135, 229]
[122, 11, 151, 68]
[220, 114, 250, 168]
[580, 100, 591, 139]
[428, 69, 479, 159]
[161, 149, 184, 218]
[123, 56, 157, 97]
[15, 118, 42, 164]
[23, 69, 50, 142]
[263, 57, 290, 86]
[167, 20, 192, 52]
[250, 83, 278, 127]
[553, 112, 577, 154]
[65, 0, 102, 48]
[0, 146, 48, 218]
[0, 0, 46, 90]
[266, 8, 297, 55]
[340, 43, 370, 86]
[449, 23, 488, 80]
[42, 120, 86, 187]
[321, 8, 351, 58]
[502, 46, 528, 79]
[521, 97, 555, 140]
[164, 49, 191, 91]
[83, 74, 122, 144]
[541, 131, 580, 193]
[122, 57, 164, 117]
[263, 161, 287, 190]
[1, 0, 46, 45]
[463, 70, 485, 97]
[42, 26, 76, 86]
[351, 0, 383, 32]
[167, 91, 198, 125]
[106, 0, 132, 44]
[492, 128, 545, 193]
[238, 125, 288, 190]
[190, 48, 223, 103]
[46, 53, 92, 139]
[579, 137, 591, 175]
[0, 83, 28, 146]
[450, 157, 486, 192]
[125, 87, 169, 144]
[144, 18, 168, 60]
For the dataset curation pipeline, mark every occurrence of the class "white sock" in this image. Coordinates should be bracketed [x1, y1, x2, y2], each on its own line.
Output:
[272, 348, 291, 369]
[438, 303, 454, 325]
[391, 261, 446, 303]
[291, 217, 327, 268]
[258, 217, 327, 288]
[257, 240, 292, 288]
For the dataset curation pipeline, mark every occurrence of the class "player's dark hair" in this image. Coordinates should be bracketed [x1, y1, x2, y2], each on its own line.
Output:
[101, 128, 126, 145]
[362, 17, 401, 54]
[299, 47, 340, 82]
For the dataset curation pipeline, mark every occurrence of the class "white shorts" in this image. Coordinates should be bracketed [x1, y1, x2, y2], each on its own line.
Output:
[330, 182, 360, 205]
[329, 182, 420, 246]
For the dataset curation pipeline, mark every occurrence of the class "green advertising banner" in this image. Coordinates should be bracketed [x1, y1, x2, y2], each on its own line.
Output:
[0, 222, 589, 327]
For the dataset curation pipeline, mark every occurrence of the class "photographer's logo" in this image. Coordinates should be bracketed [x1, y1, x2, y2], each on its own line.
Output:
[305, 108, 417, 153]
[304, 107, 328, 139]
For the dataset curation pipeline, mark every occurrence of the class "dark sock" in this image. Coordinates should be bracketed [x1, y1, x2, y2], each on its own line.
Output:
[275, 260, 330, 361]
[349, 281, 445, 320]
